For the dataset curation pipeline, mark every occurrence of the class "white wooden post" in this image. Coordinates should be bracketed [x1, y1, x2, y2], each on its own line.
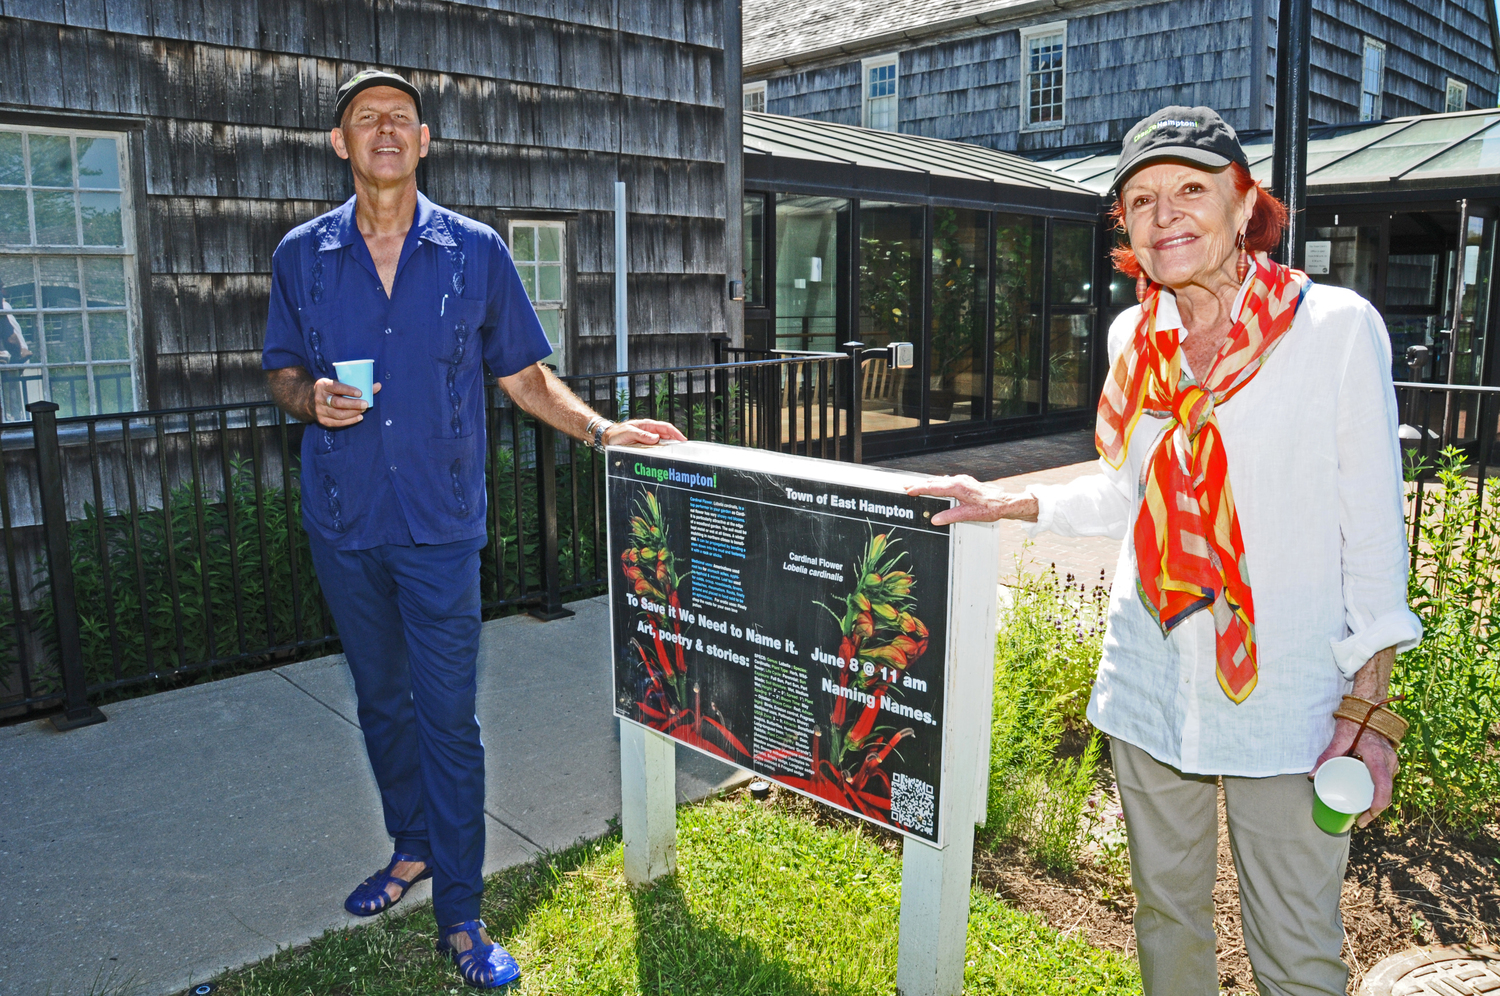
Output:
[620, 720, 677, 884]
[895, 520, 1000, 996]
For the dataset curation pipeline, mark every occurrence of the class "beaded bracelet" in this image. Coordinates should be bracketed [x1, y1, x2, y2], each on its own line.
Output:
[1333, 694, 1408, 747]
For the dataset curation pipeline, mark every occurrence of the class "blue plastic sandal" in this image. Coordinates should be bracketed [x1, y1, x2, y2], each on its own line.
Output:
[437, 919, 521, 989]
[343, 852, 432, 917]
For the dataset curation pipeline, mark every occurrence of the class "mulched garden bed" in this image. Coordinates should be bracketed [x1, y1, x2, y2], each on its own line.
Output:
[974, 749, 1500, 995]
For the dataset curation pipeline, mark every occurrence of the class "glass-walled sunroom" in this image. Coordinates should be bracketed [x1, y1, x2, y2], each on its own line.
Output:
[742, 191, 1101, 454]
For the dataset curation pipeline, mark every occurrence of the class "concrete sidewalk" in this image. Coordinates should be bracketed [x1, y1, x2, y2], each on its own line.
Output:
[0, 596, 736, 996]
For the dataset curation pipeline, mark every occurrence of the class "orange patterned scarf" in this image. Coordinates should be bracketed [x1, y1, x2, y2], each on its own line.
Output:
[1096, 252, 1309, 703]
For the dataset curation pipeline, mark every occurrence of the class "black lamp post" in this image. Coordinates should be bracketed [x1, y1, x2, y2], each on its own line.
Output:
[1271, 0, 1312, 267]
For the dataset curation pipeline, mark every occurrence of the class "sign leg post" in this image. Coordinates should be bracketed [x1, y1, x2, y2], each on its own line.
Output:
[895, 768, 979, 996]
[895, 519, 998, 996]
[620, 721, 677, 884]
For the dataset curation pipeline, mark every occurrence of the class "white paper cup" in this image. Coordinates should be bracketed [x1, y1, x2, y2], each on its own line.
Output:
[1312, 756, 1374, 834]
[332, 359, 374, 409]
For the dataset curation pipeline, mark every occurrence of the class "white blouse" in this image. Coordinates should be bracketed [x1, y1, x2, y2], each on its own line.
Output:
[1026, 282, 1423, 777]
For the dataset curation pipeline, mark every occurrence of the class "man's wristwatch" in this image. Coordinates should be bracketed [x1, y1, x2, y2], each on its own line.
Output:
[585, 415, 616, 452]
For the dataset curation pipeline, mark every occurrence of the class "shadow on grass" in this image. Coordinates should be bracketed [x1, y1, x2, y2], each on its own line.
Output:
[627, 873, 829, 996]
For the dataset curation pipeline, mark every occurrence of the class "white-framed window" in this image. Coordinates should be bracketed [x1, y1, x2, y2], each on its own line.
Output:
[861, 53, 899, 131]
[509, 221, 567, 372]
[1361, 38, 1386, 121]
[1446, 78, 1469, 113]
[0, 126, 138, 420]
[1021, 21, 1067, 130]
[743, 81, 767, 114]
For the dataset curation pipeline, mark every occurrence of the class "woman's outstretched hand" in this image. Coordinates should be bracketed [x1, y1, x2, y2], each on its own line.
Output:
[904, 475, 1039, 526]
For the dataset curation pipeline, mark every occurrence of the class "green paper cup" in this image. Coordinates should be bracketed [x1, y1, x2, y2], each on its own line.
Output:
[332, 359, 374, 410]
[1312, 756, 1374, 834]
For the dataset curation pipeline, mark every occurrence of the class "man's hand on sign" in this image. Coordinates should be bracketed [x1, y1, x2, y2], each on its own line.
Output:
[314, 377, 380, 428]
[603, 419, 687, 447]
[904, 475, 1039, 526]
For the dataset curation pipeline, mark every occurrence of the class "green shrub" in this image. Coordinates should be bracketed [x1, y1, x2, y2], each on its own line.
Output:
[1396, 448, 1500, 830]
[983, 560, 1106, 874]
[33, 456, 327, 694]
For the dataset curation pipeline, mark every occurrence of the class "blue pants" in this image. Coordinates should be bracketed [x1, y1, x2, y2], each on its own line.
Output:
[308, 533, 487, 927]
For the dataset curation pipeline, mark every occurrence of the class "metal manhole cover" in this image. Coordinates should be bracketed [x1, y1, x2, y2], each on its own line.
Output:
[1357, 946, 1500, 996]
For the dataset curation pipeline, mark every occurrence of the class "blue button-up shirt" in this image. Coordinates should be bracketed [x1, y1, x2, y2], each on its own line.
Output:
[262, 193, 552, 550]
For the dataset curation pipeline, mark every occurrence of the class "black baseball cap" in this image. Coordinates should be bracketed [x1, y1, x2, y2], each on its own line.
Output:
[335, 69, 423, 126]
[1111, 106, 1249, 194]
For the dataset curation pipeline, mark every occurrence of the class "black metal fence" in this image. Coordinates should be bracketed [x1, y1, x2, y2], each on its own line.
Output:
[1, 348, 854, 727]
[1395, 381, 1500, 480]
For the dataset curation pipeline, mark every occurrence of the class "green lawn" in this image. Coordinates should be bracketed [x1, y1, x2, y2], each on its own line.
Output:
[211, 795, 1140, 995]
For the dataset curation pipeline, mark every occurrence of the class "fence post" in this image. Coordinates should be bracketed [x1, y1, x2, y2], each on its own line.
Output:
[29, 401, 106, 731]
[842, 341, 864, 464]
[529, 419, 575, 622]
[710, 335, 728, 443]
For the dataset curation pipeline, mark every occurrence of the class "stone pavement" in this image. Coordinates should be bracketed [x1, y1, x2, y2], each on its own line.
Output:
[875, 429, 1121, 586]
[0, 597, 736, 996]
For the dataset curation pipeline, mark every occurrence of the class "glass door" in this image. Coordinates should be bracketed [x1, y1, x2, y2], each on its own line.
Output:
[857, 202, 924, 431]
[774, 196, 848, 352]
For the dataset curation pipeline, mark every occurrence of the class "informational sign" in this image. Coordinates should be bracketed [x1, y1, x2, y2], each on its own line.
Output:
[1304, 239, 1332, 275]
[608, 441, 956, 843]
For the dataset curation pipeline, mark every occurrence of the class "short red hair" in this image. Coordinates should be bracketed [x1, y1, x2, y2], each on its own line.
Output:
[1108, 162, 1288, 278]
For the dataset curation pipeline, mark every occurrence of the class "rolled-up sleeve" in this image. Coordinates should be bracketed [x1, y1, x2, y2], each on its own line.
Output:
[1024, 461, 1134, 540]
[1330, 302, 1423, 678]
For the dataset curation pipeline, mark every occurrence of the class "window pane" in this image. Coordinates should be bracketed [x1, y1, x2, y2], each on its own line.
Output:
[858, 201, 924, 432]
[0, 189, 29, 244]
[1, 312, 37, 364]
[49, 365, 90, 417]
[1386, 254, 1439, 308]
[44, 311, 86, 362]
[536, 308, 562, 347]
[1050, 222, 1094, 304]
[33, 190, 78, 245]
[519, 264, 537, 299]
[29, 135, 73, 188]
[1046, 312, 1093, 410]
[929, 208, 987, 424]
[0, 366, 44, 421]
[0, 257, 35, 308]
[512, 225, 535, 262]
[76, 138, 119, 188]
[0, 133, 22, 185]
[89, 311, 129, 360]
[94, 363, 132, 414]
[80, 191, 123, 246]
[743, 195, 765, 308]
[774, 195, 847, 351]
[39, 258, 81, 309]
[82, 257, 127, 307]
[537, 263, 563, 301]
[994, 214, 1045, 417]
[537, 225, 562, 262]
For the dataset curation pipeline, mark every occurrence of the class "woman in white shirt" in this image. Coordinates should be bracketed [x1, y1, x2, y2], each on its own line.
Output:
[909, 106, 1421, 996]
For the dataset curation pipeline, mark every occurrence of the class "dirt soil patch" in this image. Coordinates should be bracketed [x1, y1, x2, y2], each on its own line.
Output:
[972, 749, 1500, 995]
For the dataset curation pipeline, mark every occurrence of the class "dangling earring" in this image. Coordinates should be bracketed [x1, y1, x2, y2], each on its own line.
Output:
[1235, 231, 1250, 283]
[1135, 271, 1150, 303]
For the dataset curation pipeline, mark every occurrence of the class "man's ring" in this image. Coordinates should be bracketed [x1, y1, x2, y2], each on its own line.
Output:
[326, 394, 333, 407]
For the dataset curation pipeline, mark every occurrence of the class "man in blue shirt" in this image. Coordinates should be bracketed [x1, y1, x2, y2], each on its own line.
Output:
[262, 70, 683, 989]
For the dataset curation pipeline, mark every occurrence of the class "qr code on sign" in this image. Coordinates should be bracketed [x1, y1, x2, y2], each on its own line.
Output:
[889, 772, 934, 835]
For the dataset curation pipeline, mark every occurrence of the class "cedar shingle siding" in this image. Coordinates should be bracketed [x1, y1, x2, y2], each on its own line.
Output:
[746, 0, 1499, 154]
[0, 0, 736, 408]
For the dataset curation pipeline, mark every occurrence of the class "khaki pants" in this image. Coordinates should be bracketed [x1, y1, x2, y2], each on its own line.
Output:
[1112, 738, 1350, 996]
